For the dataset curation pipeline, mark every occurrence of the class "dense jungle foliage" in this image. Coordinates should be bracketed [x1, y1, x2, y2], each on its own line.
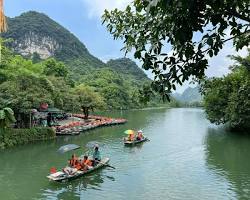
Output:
[0, 40, 170, 128]
[202, 51, 250, 131]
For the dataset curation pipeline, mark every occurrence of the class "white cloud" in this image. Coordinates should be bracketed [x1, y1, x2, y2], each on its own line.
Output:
[206, 41, 248, 77]
[81, 0, 132, 18]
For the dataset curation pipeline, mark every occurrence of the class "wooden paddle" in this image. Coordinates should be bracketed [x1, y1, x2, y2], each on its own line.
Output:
[95, 160, 116, 169]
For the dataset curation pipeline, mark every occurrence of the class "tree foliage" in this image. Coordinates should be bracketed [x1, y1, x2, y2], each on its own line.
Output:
[43, 58, 69, 78]
[0, 107, 16, 129]
[0, 42, 72, 127]
[102, 0, 250, 99]
[2, 11, 172, 107]
[201, 51, 250, 131]
[0, 41, 171, 127]
[73, 85, 105, 118]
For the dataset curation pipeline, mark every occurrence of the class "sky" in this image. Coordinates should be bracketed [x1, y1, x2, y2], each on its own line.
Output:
[4, 0, 248, 93]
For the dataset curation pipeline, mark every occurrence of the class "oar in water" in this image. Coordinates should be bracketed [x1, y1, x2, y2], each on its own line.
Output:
[95, 160, 116, 169]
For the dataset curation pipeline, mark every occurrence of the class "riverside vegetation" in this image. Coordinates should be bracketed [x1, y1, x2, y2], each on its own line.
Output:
[201, 51, 250, 131]
[0, 41, 175, 148]
[0, 11, 180, 149]
[103, 0, 249, 132]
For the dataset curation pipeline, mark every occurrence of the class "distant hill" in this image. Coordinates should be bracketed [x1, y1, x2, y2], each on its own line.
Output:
[3, 11, 149, 83]
[3, 11, 106, 77]
[107, 58, 149, 81]
[172, 86, 202, 103]
[1, 11, 156, 109]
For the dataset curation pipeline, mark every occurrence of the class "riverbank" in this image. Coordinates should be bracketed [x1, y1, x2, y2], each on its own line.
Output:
[54, 114, 127, 136]
[0, 114, 127, 149]
[0, 127, 56, 149]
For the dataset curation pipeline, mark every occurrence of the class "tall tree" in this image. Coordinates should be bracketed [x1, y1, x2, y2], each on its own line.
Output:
[73, 85, 105, 119]
[103, 0, 250, 100]
[43, 58, 69, 78]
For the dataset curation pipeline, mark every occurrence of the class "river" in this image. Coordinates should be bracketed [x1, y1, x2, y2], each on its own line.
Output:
[0, 108, 250, 200]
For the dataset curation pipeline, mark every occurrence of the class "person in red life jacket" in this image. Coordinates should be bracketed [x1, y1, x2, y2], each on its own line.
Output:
[74, 159, 82, 170]
[81, 155, 93, 171]
[68, 154, 78, 167]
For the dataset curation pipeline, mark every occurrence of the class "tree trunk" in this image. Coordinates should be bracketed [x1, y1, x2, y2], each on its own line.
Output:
[82, 107, 89, 119]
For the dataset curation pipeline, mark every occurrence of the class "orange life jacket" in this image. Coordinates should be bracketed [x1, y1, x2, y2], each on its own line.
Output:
[75, 162, 82, 170]
[69, 157, 78, 167]
[82, 159, 92, 167]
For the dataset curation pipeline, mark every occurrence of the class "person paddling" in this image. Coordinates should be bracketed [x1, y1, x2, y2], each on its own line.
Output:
[92, 145, 101, 166]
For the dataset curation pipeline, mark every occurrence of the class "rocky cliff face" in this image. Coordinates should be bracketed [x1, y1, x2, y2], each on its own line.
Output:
[13, 31, 60, 59]
[3, 11, 106, 71]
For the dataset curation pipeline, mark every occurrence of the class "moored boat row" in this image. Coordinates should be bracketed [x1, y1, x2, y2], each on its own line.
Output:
[55, 115, 127, 136]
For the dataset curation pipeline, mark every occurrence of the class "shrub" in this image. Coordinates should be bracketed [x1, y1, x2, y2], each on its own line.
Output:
[0, 127, 56, 149]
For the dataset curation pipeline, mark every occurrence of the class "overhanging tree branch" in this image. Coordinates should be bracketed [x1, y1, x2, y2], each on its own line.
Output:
[225, 9, 250, 23]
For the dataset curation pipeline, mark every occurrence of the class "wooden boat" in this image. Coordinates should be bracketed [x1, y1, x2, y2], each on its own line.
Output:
[47, 157, 110, 182]
[124, 137, 149, 146]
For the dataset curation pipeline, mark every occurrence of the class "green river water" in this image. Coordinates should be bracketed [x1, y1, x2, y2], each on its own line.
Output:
[0, 108, 250, 200]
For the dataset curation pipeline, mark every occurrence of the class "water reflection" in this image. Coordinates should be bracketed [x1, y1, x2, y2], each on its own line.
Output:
[41, 171, 115, 199]
[205, 127, 250, 199]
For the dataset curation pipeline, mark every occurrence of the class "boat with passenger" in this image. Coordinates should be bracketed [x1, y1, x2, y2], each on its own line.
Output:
[123, 130, 149, 146]
[47, 157, 110, 182]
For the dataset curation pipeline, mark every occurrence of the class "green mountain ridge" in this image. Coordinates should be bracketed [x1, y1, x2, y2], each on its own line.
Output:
[3, 11, 148, 82]
[1, 11, 156, 110]
[107, 58, 148, 81]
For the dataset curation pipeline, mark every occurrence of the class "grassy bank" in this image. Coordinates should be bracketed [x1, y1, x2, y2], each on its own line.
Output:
[0, 127, 56, 149]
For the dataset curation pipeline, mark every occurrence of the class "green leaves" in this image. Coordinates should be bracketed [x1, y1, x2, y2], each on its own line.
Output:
[0, 107, 16, 129]
[202, 51, 250, 131]
[102, 0, 250, 100]
[43, 58, 69, 78]
[72, 84, 105, 114]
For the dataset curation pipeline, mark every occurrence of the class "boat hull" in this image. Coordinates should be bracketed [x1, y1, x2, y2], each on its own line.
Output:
[124, 138, 148, 146]
[47, 158, 110, 182]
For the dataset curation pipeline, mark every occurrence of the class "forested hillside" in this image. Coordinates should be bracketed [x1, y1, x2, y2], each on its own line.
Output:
[1, 11, 168, 113]
[3, 11, 150, 83]
[107, 58, 149, 81]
